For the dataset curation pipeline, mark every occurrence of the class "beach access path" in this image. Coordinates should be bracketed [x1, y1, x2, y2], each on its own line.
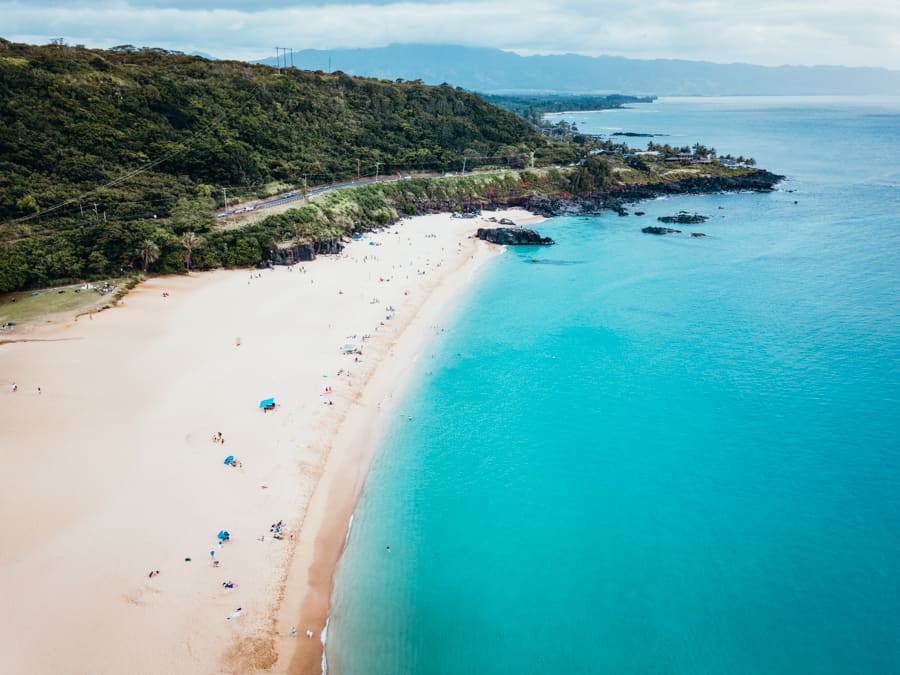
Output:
[0, 209, 541, 674]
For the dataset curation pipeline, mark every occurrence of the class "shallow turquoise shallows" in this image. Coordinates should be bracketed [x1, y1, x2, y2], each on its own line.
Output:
[326, 97, 900, 675]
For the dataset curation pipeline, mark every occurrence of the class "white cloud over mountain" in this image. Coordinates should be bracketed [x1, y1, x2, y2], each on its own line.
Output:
[2, 0, 898, 69]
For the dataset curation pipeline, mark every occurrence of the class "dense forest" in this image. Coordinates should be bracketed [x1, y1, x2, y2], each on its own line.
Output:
[0, 39, 581, 290]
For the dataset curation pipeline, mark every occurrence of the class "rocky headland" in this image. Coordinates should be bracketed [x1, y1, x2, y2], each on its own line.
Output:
[525, 170, 784, 218]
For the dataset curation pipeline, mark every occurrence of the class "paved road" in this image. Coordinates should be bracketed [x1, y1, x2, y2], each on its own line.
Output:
[214, 174, 425, 219]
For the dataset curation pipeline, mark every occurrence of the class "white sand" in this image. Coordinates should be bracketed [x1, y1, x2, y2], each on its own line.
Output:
[0, 209, 543, 674]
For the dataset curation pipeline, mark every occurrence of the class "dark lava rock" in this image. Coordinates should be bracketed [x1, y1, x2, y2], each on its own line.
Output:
[691, 232, 707, 238]
[642, 226, 681, 235]
[476, 227, 555, 246]
[268, 238, 344, 264]
[498, 218, 516, 226]
[634, 211, 646, 216]
[658, 211, 709, 224]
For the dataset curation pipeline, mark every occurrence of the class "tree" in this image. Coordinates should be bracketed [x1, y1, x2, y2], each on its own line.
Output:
[169, 196, 215, 233]
[0, 243, 28, 292]
[136, 239, 160, 272]
[181, 231, 204, 269]
[15, 194, 39, 213]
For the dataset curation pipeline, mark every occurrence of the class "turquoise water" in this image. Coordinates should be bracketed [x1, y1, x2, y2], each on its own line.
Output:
[326, 97, 900, 674]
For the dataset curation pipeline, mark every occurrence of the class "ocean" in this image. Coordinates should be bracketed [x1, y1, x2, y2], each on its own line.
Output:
[325, 97, 900, 674]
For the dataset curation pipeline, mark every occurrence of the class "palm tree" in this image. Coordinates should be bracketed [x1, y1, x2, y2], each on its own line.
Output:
[137, 239, 160, 272]
[181, 231, 204, 269]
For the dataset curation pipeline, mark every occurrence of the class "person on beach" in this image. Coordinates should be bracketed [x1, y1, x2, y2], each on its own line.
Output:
[12, 383, 16, 392]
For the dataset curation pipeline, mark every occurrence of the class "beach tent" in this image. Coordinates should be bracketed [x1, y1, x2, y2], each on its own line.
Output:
[259, 397, 275, 408]
[351, 234, 363, 240]
[218, 530, 230, 542]
[223, 455, 235, 465]
[341, 344, 357, 354]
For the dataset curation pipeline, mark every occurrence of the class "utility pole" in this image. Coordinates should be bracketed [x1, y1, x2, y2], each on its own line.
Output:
[461, 157, 467, 174]
[276, 47, 290, 72]
[221, 187, 228, 212]
[374, 162, 382, 182]
[357, 158, 361, 180]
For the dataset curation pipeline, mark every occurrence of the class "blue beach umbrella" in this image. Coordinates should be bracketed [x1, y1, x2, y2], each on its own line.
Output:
[217, 530, 230, 542]
[223, 455, 234, 465]
[351, 233, 363, 240]
[259, 397, 275, 408]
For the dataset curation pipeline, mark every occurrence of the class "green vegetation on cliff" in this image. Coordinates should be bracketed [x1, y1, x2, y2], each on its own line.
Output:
[0, 39, 579, 288]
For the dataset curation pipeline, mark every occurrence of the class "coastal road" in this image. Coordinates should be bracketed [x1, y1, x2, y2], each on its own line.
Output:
[214, 174, 433, 219]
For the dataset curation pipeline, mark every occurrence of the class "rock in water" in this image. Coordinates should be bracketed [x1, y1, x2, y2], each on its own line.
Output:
[658, 211, 709, 224]
[476, 228, 555, 245]
[641, 226, 682, 235]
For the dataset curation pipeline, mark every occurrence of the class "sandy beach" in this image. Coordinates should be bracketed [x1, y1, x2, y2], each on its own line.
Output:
[0, 209, 542, 674]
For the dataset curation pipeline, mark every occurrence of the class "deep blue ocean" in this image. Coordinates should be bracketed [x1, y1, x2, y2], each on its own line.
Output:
[326, 97, 900, 674]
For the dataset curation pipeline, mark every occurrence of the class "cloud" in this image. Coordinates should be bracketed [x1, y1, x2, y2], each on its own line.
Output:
[1, 0, 898, 69]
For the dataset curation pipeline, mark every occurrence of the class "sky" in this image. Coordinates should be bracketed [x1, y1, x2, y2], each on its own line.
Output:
[2, 0, 898, 70]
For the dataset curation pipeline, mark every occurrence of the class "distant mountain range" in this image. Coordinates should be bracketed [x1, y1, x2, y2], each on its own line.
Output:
[254, 44, 900, 96]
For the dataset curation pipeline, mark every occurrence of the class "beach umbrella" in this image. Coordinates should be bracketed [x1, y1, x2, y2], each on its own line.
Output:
[218, 530, 230, 542]
[223, 455, 234, 465]
[259, 397, 275, 408]
[352, 234, 363, 240]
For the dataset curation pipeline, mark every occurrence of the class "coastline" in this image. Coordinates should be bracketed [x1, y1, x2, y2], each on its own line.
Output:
[0, 208, 542, 675]
[277, 213, 549, 675]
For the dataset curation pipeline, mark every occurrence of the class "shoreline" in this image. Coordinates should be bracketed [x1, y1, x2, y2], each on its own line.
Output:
[0, 208, 543, 675]
[278, 222, 505, 674]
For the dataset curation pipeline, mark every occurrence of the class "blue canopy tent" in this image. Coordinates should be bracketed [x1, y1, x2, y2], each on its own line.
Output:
[223, 455, 235, 465]
[217, 530, 230, 542]
[259, 397, 275, 409]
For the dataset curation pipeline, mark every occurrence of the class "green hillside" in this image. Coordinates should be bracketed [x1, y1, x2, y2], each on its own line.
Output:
[0, 39, 575, 290]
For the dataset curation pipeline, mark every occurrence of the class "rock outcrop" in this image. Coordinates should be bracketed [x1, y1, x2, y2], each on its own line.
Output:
[658, 212, 709, 224]
[268, 238, 344, 264]
[641, 226, 681, 235]
[476, 227, 555, 246]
